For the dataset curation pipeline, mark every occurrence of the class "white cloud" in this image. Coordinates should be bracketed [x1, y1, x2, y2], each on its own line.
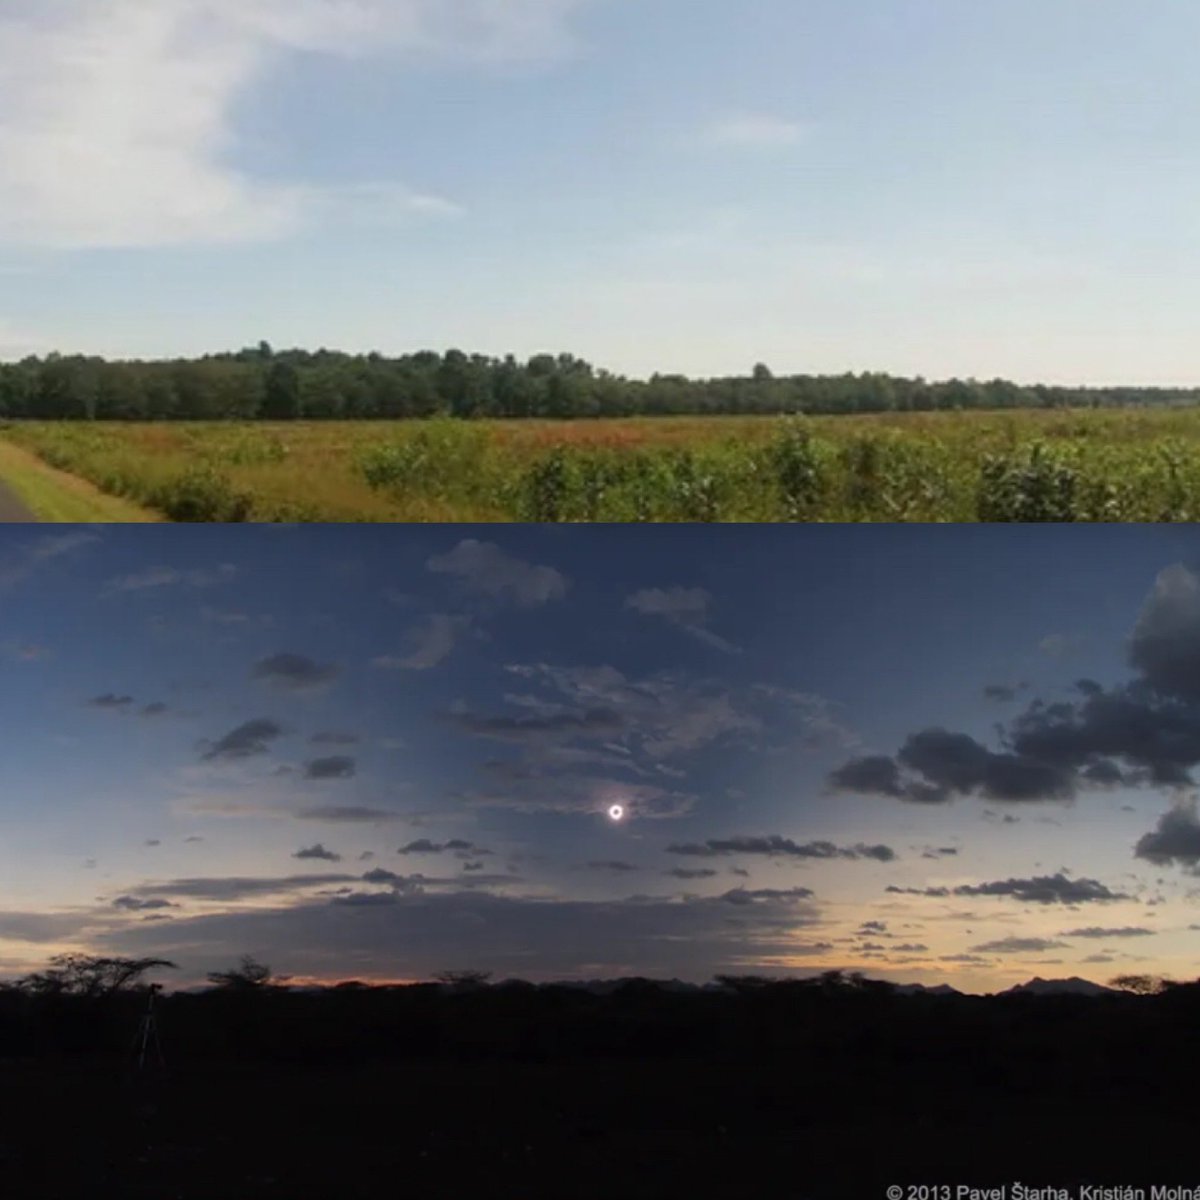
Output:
[705, 114, 807, 148]
[428, 540, 569, 608]
[625, 586, 740, 654]
[0, 1, 587, 248]
[373, 613, 467, 671]
[101, 563, 237, 595]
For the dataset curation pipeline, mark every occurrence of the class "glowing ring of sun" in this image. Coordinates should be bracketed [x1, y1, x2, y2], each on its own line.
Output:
[607, 804, 626, 822]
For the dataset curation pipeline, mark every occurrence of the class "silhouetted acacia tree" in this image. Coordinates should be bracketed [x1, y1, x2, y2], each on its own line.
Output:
[16, 954, 176, 998]
[207, 956, 276, 990]
[1109, 973, 1170, 995]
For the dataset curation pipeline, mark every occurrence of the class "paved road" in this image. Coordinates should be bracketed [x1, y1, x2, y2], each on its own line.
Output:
[0, 477, 36, 522]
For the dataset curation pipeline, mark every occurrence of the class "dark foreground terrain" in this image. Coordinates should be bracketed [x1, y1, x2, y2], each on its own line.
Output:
[2, 975, 1197, 1199]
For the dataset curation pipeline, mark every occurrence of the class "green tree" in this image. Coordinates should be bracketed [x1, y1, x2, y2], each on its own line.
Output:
[262, 361, 301, 419]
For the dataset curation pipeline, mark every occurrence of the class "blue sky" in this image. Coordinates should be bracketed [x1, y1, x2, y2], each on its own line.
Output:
[3, 0, 1200, 383]
[3, 524, 1200, 992]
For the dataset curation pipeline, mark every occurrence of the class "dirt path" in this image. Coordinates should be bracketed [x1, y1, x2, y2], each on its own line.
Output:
[0, 476, 36, 522]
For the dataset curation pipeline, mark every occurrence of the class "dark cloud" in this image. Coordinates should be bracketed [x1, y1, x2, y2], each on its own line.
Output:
[922, 846, 959, 859]
[1135, 800, 1200, 868]
[720, 886, 814, 905]
[87, 693, 134, 709]
[666, 868, 719, 880]
[443, 708, 626, 741]
[827, 755, 905, 797]
[293, 843, 341, 862]
[983, 684, 1025, 703]
[587, 860, 639, 872]
[252, 653, 339, 692]
[1128, 564, 1200, 702]
[332, 892, 399, 907]
[1005, 687, 1200, 790]
[143, 839, 160, 847]
[360, 869, 421, 893]
[858, 921, 888, 934]
[892, 943, 928, 953]
[397, 839, 491, 856]
[127, 874, 359, 901]
[201, 718, 284, 761]
[887, 873, 1130, 904]
[140, 702, 168, 717]
[970, 936, 1069, 954]
[309, 732, 361, 746]
[112, 896, 177, 911]
[294, 806, 401, 823]
[665, 835, 895, 862]
[303, 755, 356, 781]
[0, 910, 99, 942]
[104, 884, 825, 982]
[1059, 927, 1155, 938]
[901, 728, 1075, 803]
[831, 566, 1200, 808]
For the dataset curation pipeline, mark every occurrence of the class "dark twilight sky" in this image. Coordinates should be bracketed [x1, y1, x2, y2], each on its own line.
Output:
[3, 523, 1200, 993]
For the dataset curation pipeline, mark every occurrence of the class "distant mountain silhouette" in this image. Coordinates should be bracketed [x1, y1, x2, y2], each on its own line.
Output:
[1000, 975, 1119, 996]
[893, 982, 963, 996]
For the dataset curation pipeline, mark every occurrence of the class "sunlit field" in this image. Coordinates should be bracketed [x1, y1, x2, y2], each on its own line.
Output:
[7, 408, 1200, 522]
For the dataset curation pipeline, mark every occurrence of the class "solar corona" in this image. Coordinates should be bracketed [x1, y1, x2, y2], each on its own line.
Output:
[607, 804, 626, 823]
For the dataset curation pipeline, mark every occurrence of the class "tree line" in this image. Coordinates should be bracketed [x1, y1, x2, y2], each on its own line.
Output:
[1, 343, 1196, 421]
[3, 954, 1199, 1068]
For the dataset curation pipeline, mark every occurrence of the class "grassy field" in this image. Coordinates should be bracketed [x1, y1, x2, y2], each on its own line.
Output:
[0, 438, 161, 522]
[6, 408, 1200, 521]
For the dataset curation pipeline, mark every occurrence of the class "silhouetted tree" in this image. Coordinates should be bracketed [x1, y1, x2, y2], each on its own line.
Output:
[1109, 973, 1170, 995]
[207, 955, 275, 990]
[16, 954, 176, 998]
[435, 970, 492, 990]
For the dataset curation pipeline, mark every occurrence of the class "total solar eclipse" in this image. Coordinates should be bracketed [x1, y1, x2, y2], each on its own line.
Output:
[607, 804, 626, 822]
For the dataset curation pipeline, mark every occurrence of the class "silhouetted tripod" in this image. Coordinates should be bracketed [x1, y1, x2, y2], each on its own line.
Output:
[132, 983, 165, 1070]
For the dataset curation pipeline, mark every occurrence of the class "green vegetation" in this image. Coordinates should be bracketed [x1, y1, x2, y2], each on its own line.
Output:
[0, 437, 162, 522]
[5, 343, 1200, 422]
[8, 408, 1200, 522]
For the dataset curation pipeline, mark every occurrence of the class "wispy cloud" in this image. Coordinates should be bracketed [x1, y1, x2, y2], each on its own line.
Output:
[102, 564, 236, 596]
[0, 532, 100, 592]
[704, 114, 807, 148]
[372, 613, 468, 671]
[625, 587, 739, 654]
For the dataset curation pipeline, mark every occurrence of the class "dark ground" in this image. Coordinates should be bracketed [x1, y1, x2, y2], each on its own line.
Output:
[4, 980, 1199, 1199]
[0, 1054, 1193, 1200]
